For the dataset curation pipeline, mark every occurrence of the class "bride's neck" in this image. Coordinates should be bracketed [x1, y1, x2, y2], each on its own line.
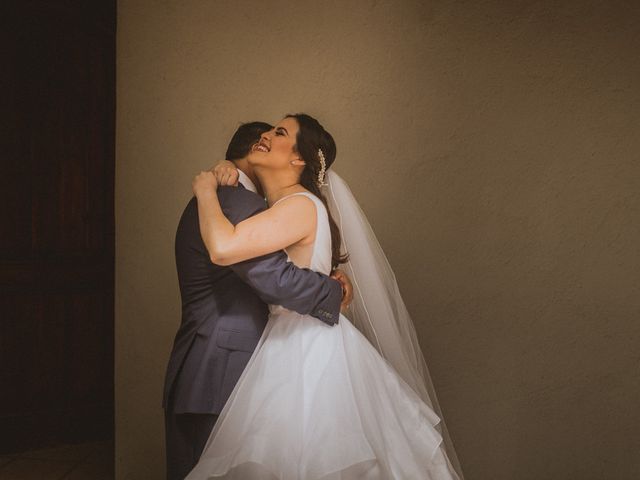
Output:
[257, 170, 304, 207]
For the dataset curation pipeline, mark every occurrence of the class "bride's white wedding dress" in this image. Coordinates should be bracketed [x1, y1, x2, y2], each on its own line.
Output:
[186, 192, 460, 480]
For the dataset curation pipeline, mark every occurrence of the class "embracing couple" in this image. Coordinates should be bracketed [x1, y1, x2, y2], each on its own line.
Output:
[163, 114, 464, 479]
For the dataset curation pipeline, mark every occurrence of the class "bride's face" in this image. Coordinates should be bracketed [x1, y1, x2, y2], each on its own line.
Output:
[248, 117, 301, 169]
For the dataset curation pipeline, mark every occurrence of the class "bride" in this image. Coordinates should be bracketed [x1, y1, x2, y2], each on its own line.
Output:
[186, 114, 464, 479]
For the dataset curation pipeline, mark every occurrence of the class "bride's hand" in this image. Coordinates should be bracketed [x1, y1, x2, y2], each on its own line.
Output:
[192, 170, 218, 197]
[211, 160, 239, 186]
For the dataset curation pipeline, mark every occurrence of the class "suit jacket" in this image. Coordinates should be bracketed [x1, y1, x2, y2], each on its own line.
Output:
[163, 184, 342, 414]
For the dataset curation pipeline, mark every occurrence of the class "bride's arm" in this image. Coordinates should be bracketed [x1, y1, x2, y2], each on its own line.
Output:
[193, 171, 315, 266]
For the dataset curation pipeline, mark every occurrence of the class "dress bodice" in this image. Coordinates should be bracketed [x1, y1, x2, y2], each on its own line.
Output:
[274, 191, 332, 275]
[269, 191, 333, 315]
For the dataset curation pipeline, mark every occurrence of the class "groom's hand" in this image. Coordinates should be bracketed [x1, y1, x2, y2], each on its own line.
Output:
[211, 160, 239, 186]
[331, 269, 353, 314]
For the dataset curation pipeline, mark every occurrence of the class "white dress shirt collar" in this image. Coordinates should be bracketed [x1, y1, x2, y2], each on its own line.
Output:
[237, 170, 258, 194]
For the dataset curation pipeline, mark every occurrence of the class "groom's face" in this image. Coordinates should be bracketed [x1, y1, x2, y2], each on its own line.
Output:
[248, 117, 300, 169]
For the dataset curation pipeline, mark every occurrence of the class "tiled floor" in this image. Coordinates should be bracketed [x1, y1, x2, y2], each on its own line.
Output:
[0, 440, 113, 479]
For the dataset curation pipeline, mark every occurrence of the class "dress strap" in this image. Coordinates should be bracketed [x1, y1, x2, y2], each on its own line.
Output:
[271, 191, 319, 207]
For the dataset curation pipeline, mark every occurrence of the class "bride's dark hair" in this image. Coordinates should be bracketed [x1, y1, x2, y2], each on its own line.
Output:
[285, 113, 348, 270]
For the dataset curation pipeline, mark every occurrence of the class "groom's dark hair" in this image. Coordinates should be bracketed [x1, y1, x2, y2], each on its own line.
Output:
[225, 121, 273, 161]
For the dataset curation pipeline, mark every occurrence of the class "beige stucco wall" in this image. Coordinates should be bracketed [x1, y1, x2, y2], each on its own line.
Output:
[116, 1, 640, 478]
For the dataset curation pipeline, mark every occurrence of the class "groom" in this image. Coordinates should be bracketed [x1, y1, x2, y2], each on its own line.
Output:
[163, 121, 352, 480]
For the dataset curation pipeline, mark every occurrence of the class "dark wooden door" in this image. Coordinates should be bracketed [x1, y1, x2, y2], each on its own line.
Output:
[0, 0, 115, 453]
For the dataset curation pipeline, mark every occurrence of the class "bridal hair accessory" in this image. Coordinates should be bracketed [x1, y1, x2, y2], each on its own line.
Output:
[317, 148, 328, 187]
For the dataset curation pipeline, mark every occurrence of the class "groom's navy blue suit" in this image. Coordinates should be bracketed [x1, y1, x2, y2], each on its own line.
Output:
[164, 182, 341, 480]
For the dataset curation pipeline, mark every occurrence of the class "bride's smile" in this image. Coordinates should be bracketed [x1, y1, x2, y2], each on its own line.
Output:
[248, 117, 301, 170]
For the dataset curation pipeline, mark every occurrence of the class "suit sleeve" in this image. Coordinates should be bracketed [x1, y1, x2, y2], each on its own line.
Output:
[216, 186, 342, 325]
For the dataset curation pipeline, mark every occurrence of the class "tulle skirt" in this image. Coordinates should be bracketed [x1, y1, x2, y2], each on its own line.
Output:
[185, 310, 460, 480]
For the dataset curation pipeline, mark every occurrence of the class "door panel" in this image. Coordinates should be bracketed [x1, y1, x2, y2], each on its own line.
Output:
[0, 0, 115, 453]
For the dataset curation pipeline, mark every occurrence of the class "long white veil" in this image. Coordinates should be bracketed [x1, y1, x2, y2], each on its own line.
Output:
[324, 170, 465, 479]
